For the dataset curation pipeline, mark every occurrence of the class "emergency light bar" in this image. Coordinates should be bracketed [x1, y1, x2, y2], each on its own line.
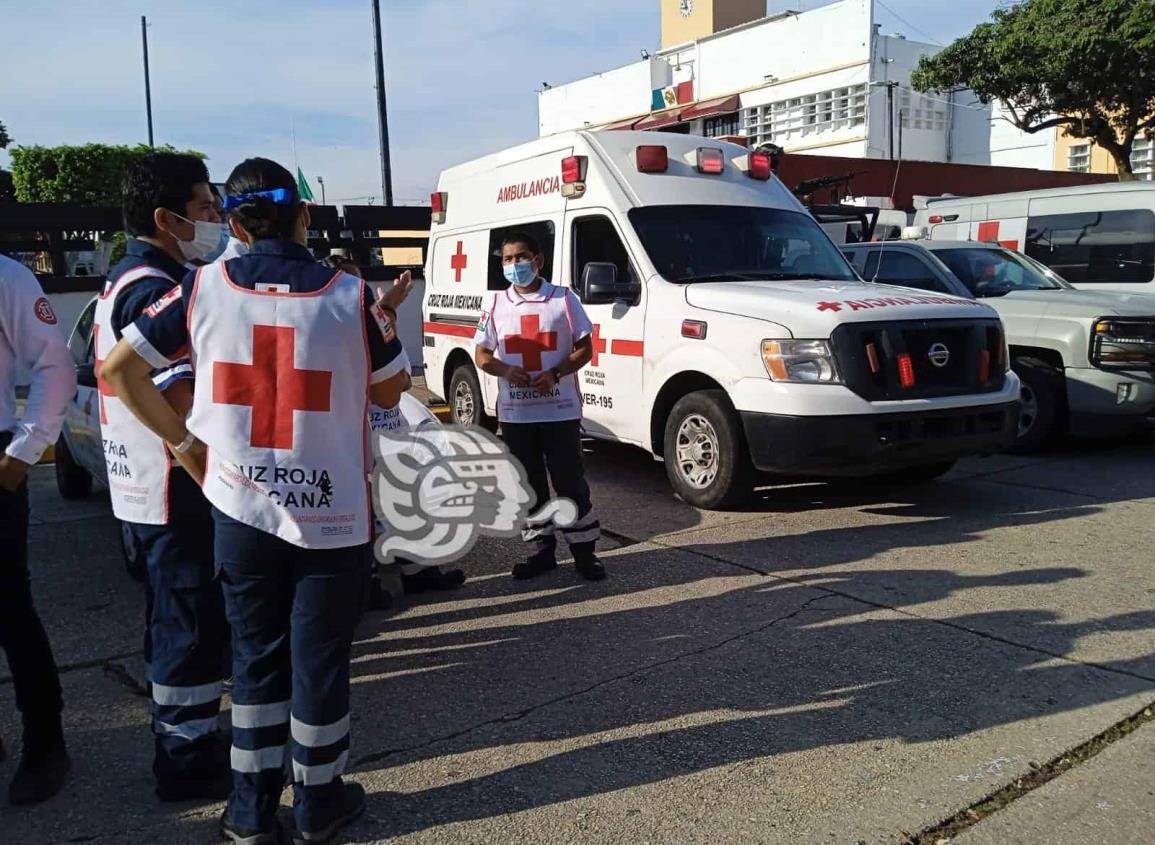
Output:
[696, 148, 725, 175]
[561, 156, 589, 198]
[430, 192, 448, 224]
[636, 145, 669, 173]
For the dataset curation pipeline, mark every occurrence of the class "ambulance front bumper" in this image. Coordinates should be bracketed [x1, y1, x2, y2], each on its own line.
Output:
[740, 401, 1019, 477]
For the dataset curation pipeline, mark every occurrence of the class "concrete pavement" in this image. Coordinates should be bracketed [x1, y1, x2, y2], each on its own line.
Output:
[1, 434, 1153, 844]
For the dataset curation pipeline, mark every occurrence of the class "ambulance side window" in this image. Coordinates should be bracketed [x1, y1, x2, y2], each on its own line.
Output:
[487, 222, 556, 291]
[572, 215, 637, 299]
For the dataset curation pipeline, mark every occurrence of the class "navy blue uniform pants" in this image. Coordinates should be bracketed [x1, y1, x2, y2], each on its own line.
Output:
[129, 469, 228, 785]
[0, 432, 64, 757]
[501, 420, 601, 560]
[214, 510, 363, 836]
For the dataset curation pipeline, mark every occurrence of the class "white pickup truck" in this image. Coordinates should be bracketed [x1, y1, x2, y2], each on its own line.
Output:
[842, 238, 1155, 451]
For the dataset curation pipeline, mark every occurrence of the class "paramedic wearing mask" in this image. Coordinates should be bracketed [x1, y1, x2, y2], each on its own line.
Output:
[102, 157, 410, 845]
[95, 152, 230, 802]
[474, 232, 605, 581]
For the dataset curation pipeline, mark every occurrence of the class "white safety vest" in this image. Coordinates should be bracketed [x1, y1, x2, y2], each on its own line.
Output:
[186, 263, 372, 549]
[367, 392, 439, 538]
[489, 286, 582, 423]
[93, 266, 178, 524]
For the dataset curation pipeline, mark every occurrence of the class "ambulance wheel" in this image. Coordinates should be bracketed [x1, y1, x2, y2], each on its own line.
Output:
[54, 435, 93, 500]
[449, 364, 497, 431]
[663, 390, 755, 510]
[1010, 357, 1062, 454]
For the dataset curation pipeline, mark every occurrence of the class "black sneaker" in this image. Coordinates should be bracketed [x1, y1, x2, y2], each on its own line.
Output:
[220, 812, 284, 845]
[8, 743, 70, 805]
[401, 567, 466, 593]
[575, 556, 607, 581]
[293, 782, 366, 844]
[512, 556, 558, 580]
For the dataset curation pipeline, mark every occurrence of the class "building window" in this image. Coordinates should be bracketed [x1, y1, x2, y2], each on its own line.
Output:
[899, 89, 946, 132]
[1067, 143, 1092, 173]
[743, 83, 867, 147]
[1132, 137, 1153, 181]
[703, 112, 740, 138]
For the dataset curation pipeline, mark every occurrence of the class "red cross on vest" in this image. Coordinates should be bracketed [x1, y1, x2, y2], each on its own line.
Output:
[503, 314, 558, 372]
[213, 325, 332, 450]
[589, 324, 607, 367]
[450, 241, 468, 283]
[93, 324, 116, 425]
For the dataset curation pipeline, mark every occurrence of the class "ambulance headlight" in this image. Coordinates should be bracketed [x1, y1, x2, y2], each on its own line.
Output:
[761, 339, 842, 384]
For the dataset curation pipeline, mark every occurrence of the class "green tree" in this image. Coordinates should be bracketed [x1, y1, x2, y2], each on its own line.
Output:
[0, 122, 12, 200]
[0, 121, 11, 150]
[9, 143, 205, 205]
[912, 0, 1155, 180]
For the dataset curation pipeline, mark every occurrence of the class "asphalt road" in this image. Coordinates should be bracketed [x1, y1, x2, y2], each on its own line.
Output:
[2, 434, 1154, 845]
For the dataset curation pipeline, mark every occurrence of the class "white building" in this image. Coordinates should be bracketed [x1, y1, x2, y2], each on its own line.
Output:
[538, 0, 992, 167]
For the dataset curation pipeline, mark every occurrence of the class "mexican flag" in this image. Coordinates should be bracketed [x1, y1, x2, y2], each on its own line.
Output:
[296, 167, 316, 203]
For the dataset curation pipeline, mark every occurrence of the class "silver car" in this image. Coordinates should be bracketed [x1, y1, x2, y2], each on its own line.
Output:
[55, 296, 143, 579]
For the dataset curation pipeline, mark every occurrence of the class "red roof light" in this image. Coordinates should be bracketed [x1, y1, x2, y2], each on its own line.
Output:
[636, 145, 669, 173]
[748, 152, 773, 180]
[696, 147, 725, 175]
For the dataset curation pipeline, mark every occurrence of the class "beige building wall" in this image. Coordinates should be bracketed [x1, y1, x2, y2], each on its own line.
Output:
[1054, 130, 1119, 175]
[661, 0, 764, 49]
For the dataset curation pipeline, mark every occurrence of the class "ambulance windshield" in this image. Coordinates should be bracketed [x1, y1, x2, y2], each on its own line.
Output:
[628, 205, 858, 284]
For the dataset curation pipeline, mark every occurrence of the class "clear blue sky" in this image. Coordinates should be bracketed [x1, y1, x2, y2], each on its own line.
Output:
[0, 0, 1002, 206]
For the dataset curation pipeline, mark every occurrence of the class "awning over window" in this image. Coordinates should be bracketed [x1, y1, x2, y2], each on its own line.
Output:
[603, 116, 642, 131]
[678, 94, 741, 122]
[632, 109, 682, 131]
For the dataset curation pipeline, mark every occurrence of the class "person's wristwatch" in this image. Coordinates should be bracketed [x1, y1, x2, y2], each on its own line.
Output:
[170, 431, 198, 455]
[550, 367, 562, 382]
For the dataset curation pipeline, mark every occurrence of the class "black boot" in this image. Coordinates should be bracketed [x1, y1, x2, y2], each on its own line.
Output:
[512, 552, 558, 580]
[401, 566, 466, 593]
[8, 741, 70, 805]
[292, 781, 366, 844]
[575, 555, 607, 581]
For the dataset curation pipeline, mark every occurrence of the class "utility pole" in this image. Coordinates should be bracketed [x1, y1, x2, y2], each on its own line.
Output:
[886, 81, 896, 160]
[371, 0, 394, 206]
[141, 16, 154, 147]
[317, 175, 326, 206]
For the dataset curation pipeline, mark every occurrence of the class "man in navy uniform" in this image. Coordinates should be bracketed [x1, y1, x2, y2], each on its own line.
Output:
[0, 255, 75, 804]
[96, 152, 231, 801]
[103, 158, 410, 845]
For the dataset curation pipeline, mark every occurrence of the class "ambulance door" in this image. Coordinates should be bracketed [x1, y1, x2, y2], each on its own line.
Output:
[565, 211, 647, 445]
[425, 230, 490, 409]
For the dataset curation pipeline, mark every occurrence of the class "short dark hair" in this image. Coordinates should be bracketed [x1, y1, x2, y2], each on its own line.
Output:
[122, 153, 211, 237]
[224, 158, 301, 241]
[501, 231, 541, 257]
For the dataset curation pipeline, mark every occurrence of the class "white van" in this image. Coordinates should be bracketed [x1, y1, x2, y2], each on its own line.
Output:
[914, 183, 1155, 293]
[421, 131, 1020, 508]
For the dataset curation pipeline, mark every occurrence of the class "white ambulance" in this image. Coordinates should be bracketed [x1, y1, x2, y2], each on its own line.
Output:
[421, 131, 1020, 508]
[914, 182, 1155, 293]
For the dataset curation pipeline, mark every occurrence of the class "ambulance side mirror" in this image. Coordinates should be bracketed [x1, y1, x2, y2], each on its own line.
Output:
[581, 262, 640, 305]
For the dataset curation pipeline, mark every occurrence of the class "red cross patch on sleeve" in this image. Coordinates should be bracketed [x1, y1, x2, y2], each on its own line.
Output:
[144, 287, 182, 318]
[477, 311, 490, 333]
[34, 297, 58, 324]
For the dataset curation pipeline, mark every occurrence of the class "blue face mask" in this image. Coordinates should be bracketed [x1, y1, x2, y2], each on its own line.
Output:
[503, 260, 537, 287]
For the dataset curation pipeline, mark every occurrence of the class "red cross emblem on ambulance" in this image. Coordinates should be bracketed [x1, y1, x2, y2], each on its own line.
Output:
[450, 241, 468, 283]
[213, 325, 332, 450]
[976, 221, 1019, 251]
[503, 314, 558, 372]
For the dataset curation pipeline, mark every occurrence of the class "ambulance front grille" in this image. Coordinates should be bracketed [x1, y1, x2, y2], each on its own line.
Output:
[830, 318, 1006, 401]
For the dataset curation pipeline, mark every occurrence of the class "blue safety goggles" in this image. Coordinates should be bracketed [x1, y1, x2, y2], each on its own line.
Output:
[221, 188, 297, 211]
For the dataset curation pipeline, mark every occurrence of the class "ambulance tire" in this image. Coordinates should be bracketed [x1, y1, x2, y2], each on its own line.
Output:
[1009, 357, 1062, 454]
[449, 365, 497, 432]
[663, 390, 755, 510]
[54, 435, 93, 500]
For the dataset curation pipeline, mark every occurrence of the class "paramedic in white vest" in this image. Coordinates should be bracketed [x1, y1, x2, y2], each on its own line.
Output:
[321, 255, 466, 597]
[95, 152, 230, 802]
[102, 157, 411, 845]
[0, 255, 74, 804]
[474, 232, 605, 581]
